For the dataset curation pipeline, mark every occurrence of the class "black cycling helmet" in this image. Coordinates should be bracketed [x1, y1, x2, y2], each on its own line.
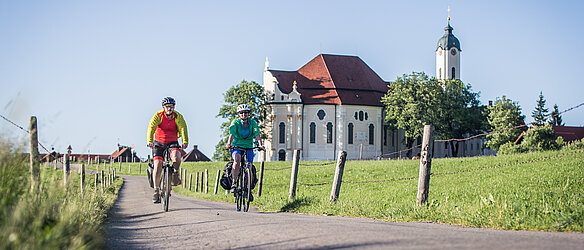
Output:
[162, 97, 176, 106]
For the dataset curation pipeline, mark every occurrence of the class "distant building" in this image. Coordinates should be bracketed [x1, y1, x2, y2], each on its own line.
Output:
[182, 145, 211, 162]
[552, 125, 584, 142]
[262, 17, 494, 161]
[111, 146, 140, 162]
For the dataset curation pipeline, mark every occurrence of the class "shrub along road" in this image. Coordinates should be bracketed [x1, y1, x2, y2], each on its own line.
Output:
[105, 175, 584, 249]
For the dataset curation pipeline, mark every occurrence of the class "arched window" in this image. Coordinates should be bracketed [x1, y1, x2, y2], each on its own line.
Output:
[326, 122, 333, 144]
[451, 67, 456, 80]
[317, 110, 326, 120]
[369, 124, 375, 145]
[383, 125, 388, 146]
[439, 68, 442, 79]
[309, 122, 316, 144]
[279, 122, 286, 144]
[348, 123, 354, 145]
[278, 149, 286, 161]
[359, 111, 364, 121]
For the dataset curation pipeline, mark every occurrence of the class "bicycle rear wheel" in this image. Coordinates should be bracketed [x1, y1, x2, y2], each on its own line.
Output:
[242, 167, 252, 212]
[162, 166, 171, 212]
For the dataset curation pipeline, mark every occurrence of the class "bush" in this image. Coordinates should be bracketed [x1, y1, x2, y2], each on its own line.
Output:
[564, 138, 584, 150]
[522, 124, 560, 151]
[497, 141, 528, 155]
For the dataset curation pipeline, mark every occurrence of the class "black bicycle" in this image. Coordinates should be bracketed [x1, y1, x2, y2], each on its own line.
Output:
[230, 146, 262, 212]
[147, 147, 174, 212]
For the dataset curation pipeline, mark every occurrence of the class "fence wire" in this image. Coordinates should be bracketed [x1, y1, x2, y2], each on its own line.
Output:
[1, 114, 50, 153]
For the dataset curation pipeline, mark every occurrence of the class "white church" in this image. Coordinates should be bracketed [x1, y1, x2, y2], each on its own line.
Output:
[262, 18, 487, 161]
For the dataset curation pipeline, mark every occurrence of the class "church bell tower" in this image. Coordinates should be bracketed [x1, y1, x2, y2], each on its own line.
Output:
[436, 11, 461, 80]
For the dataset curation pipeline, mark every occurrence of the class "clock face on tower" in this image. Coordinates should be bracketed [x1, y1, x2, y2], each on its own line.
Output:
[450, 48, 457, 56]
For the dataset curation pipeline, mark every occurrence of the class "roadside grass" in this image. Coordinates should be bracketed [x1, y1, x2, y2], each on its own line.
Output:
[0, 141, 121, 249]
[115, 148, 583, 232]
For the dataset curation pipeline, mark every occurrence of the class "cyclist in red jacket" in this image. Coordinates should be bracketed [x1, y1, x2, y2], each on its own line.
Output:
[147, 97, 188, 203]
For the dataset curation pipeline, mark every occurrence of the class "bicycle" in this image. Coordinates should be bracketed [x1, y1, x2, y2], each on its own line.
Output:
[147, 146, 174, 212]
[229, 146, 262, 212]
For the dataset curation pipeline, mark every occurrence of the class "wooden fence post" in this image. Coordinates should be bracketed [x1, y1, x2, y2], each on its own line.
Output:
[205, 169, 209, 193]
[29, 116, 40, 192]
[417, 125, 434, 206]
[200, 171, 204, 192]
[257, 161, 264, 197]
[139, 163, 142, 174]
[80, 164, 85, 194]
[195, 172, 200, 192]
[330, 151, 347, 202]
[101, 170, 105, 193]
[118, 159, 121, 171]
[94, 173, 98, 190]
[128, 164, 131, 174]
[183, 169, 187, 188]
[289, 149, 300, 199]
[189, 174, 193, 191]
[214, 169, 221, 194]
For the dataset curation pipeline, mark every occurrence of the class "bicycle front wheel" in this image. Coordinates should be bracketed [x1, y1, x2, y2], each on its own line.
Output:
[162, 166, 171, 212]
[242, 167, 252, 212]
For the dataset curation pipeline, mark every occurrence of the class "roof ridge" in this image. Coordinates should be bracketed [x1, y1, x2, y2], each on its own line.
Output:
[320, 54, 339, 100]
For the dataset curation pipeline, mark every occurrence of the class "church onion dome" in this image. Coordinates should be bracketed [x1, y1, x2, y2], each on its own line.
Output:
[437, 22, 461, 51]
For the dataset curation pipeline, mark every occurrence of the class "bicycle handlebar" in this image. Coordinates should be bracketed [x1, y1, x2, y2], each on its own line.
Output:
[229, 146, 264, 151]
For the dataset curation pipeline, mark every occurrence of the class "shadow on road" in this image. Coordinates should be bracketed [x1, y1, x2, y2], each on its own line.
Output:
[279, 197, 313, 212]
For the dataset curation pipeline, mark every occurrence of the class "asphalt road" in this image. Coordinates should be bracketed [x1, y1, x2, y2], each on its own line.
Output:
[105, 175, 584, 249]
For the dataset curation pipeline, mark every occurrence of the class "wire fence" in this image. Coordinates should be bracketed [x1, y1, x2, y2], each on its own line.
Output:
[1, 114, 50, 153]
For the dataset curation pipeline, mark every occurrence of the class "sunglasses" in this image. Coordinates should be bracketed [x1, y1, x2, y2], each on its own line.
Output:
[238, 111, 249, 114]
[164, 105, 175, 109]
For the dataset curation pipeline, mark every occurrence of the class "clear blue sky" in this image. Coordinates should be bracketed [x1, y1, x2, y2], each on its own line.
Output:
[1, 1, 583, 159]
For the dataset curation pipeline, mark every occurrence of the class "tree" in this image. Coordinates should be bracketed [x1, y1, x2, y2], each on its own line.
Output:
[435, 79, 488, 157]
[531, 91, 549, 126]
[548, 104, 564, 126]
[522, 124, 560, 151]
[213, 80, 266, 161]
[382, 72, 443, 158]
[485, 96, 526, 151]
[382, 73, 486, 158]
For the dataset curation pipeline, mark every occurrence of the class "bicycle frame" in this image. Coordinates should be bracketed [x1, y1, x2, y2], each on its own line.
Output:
[231, 146, 261, 212]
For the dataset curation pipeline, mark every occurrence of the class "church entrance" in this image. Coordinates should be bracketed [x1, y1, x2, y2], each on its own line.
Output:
[278, 149, 286, 161]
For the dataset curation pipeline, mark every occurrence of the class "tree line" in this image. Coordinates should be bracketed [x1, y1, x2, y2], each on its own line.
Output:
[213, 74, 566, 160]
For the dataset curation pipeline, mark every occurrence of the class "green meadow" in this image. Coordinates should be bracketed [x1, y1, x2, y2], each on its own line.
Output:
[113, 147, 584, 232]
[0, 142, 121, 249]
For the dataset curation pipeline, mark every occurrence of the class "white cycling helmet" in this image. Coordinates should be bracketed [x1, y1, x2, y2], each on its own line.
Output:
[237, 104, 250, 113]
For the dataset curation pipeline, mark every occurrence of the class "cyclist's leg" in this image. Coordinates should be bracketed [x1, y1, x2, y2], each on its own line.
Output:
[230, 149, 242, 191]
[152, 142, 166, 202]
[169, 141, 181, 171]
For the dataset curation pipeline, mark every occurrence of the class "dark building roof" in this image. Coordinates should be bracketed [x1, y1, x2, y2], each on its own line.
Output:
[552, 125, 584, 142]
[437, 20, 461, 51]
[269, 54, 389, 107]
[182, 145, 211, 162]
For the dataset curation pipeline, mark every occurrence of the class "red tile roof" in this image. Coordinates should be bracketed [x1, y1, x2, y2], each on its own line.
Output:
[552, 125, 584, 142]
[270, 54, 389, 106]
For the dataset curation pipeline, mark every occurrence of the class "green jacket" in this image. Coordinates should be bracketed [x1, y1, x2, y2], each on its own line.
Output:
[229, 117, 260, 148]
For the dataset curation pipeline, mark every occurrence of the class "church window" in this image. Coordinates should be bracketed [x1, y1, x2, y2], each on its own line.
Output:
[278, 149, 286, 161]
[365, 112, 368, 120]
[279, 122, 286, 144]
[317, 110, 326, 120]
[451, 67, 456, 80]
[281, 96, 285, 100]
[348, 123, 354, 144]
[439, 68, 442, 79]
[369, 124, 375, 145]
[354, 112, 358, 120]
[359, 111, 364, 121]
[326, 122, 333, 144]
[309, 122, 316, 144]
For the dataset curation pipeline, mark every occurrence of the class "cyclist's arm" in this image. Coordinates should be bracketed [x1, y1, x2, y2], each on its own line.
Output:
[147, 111, 162, 144]
[174, 111, 189, 145]
[225, 134, 235, 149]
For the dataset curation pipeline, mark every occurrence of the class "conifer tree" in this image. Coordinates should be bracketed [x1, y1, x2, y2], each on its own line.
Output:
[548, 104, 564, 126]
[531, 91, 549, 126]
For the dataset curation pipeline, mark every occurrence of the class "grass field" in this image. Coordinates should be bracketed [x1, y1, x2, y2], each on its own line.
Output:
[99, 148, 583, 232]
[0, 142, 121, 249]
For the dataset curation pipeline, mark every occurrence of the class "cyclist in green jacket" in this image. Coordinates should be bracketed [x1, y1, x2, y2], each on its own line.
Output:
[225, 104, 264, 193]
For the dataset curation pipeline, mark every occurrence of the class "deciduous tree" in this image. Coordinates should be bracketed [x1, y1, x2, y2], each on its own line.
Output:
[214, 80, 266, 161]
[485, 96, 526, 151]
